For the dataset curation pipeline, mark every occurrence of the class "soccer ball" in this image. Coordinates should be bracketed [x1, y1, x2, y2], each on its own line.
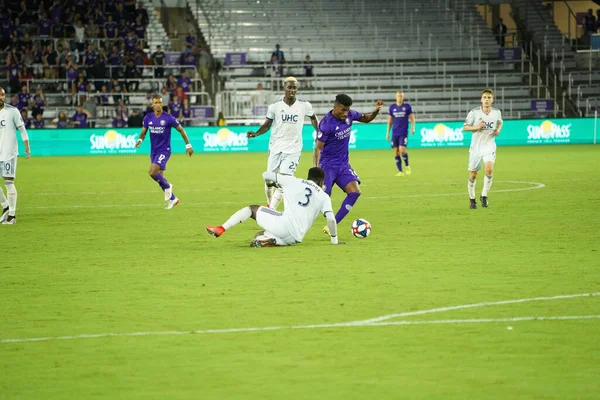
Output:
[351, 218, 371, 239]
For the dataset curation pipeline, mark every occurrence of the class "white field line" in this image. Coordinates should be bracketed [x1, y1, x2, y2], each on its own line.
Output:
[25, 181, 545, 210]
[2, 291, 598, 344]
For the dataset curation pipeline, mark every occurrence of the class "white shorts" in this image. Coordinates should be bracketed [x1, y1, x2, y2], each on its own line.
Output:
[255, 206, 297, 246]
[0, 157, 17, 179]
[267, 151, 301, 175]
[468, 151, 496, 172]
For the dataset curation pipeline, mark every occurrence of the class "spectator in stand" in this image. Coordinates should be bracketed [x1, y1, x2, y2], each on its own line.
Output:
[186, 30, 197, 47]
[19, 67, 33, 89]
[178, 69, 192, 93]
[31, 88, 47, 117]
[159, 86, 170, 105]
[49, 0, 63, 21]
[125, 31, 138, 54]
[595, 9, 600, 33]
[271, 43, 285, 76]
[152, 45, 166, 78]
[83, 95, 98, 127]
[115, 99, 129, 120]
[304, 55, 314, 89]
[92, 7, 105, 28]
[584, 9, 597, 37]
[124, 59, 141, 92]
[51, 17, 65, 39]
[124, 0, 137, 18]
[198, 45, 211, 82]
[17, 86, 31, 111]
[111, 78, 127, 104]
[31, 43, 44, 79]
[72, 105, 92, 128]
[98, 84, 110, 105]
[133, 43, 147, 67]
[39, 13, 52, 39]
[105, 0, 118, 14]
[128, 108, 143, 127]
[108, 45, 122, 78]
[115, 4, 127, 25]
[20, 109, 31, 129]
[269, 54, 281, 90]
[169, 95, 182, 117]
[52, 111, 70, 128]
[174, 86, 187, 103]
[133, 15, 146, 45]
[6, 55, 21, 93]
[104, 15, 118, 40]
[66, 55, 79, 95]
[74, 20, 86, 52]
[495, 18, 507, 47]
[112, 113, 127, 128]
[180, 98, 192, 126]
[89, 58, 107, 92]
[42, 43, 59, 80]
[86, 18, 100, 39]
[33, 113, 45, 129]
[83, 43, 97, 69]
[136, 2, 149, 26]
[166, 74, 177, 94]
[74, 72, 89, 106]
[217, 111, 226, 127]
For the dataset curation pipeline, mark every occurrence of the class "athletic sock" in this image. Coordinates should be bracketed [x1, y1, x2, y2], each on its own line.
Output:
[335, 192, 361, 224]
[402, 153, 409, 166]
[482, 175, 493, 197]
[152, 174, 171, 190]
[264, 183, 274, 205]
[270, 188, 284, 209]
[394, 156, 403, 172]
[5, 181, 16, 217]
[468, 178, 476, 200]
[223, 206, 253, 230]
[0, 187, 7, 209]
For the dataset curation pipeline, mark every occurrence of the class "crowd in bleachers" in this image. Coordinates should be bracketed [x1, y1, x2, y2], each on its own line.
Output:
[1, 0, 211, 128]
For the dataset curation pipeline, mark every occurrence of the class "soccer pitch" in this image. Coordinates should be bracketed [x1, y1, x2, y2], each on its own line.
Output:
[2, 145, 599, 399]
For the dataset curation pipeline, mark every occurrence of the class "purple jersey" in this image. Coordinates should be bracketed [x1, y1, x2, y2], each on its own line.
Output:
[17, 93, 30, 109]
[105, 22, 117, 38]
[177, 76, 191, 92]
[388, 103, 413, 135]
[33, 94, 45, 109]
[143, 111, 179, 152]
[169, 102, 182, 117]
[317, 109, 362, 166]
[84, 50, 97, 66]
[182, 107, 191, 118]
[33, 119, 45, 128]
[57, 120, 69, 128]
[39, 18, 51, 36]
[112, 118, 127, 128]
[67, 67, 78, 82]
[72, 112, 88, 128]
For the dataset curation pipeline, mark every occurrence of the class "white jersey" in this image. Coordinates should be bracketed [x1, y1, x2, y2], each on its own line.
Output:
[464, 106, 503, 155]
[266, 98, 315, 154]
[263, 172, 333, 242]
[0, 105, 25, 161]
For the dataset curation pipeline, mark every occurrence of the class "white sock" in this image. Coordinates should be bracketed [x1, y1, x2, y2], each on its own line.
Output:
[468, 178, 476, 200]
[270, 188, 284, 209]
[264, 183, 274, 205]
[0, 186, 7, 209]
[482, 175, 493, 197]
[5, 181, 16, 216]
[222, 206, 252, 231]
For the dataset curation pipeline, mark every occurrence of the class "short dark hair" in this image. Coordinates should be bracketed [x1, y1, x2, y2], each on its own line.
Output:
[482, 89, 494, 96]
[308, 167, 326, 183]
[335, 94, 353, 107]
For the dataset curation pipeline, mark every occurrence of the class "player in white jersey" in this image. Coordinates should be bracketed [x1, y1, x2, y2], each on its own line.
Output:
[463, 89, 503, 209]
[0, 87, 31, 225]
[246, 76, 319, 210]
[206, 167, 342, 247]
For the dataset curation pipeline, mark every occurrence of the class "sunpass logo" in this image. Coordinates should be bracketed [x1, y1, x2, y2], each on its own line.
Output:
[527, 120, 570, 143]
[203, 128, 248, 152]
[90, 130, 138, 154]
[420, 124, 464, 147]
[282, 114, 299, 123]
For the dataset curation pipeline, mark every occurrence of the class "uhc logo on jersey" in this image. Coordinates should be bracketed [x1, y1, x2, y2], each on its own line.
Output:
[281, 114, 299, 123]
[484, 121, 494, 129]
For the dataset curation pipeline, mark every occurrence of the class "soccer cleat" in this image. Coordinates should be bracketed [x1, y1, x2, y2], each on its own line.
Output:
[164, 184, 173, 201]
[0, 207, 8, 223]
[2, 216, 16, 224]
[469, 198, 477, 209]
[165, 197, 179, 210]
[322, 225, 330, 235]
[405, 166, 412, 175]
[480, 196, 489, 208]
[250, 237, 277, 248]
[395, 172, 405, 177]
[206, 225, 225, 238]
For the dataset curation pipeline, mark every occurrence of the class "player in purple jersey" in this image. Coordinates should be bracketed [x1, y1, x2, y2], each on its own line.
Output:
[314, 94, 383, 233]
[135, 95, 194, 209]
[385, 91, 415, 176]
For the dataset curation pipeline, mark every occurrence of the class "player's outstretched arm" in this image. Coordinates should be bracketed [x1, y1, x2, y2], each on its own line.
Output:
[359, 100, 384, 123]
[309, 114, 319, 134]
[176, 125, 194, 156]
[247, 119, 273, 138]
[324, 211, 344, 245]
[135, 127, 148, 147]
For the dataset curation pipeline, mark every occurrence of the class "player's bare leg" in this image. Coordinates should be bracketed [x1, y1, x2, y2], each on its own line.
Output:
[468, 170, 477, 209]
[480, 161, 494, 208]
[206, 205, 259, 238]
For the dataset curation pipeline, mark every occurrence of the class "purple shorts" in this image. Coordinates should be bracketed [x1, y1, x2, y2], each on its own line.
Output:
[320, 163, 361, 195]
[150, 151, 171, 170]
[391, 134, 408, 148]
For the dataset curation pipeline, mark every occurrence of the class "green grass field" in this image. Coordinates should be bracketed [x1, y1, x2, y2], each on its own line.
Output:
[2, 145, 599, 399]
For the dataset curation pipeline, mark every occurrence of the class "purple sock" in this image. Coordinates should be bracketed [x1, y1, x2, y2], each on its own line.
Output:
[402, 153, 409, 166]
[152, 174, 171, 190]
[335, 192, 361, 224]
[395, 155, 403, 171]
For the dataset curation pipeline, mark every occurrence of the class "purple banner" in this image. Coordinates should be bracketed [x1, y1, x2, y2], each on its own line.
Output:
[225, 52, 247, 66]
[531, 99, 553, 112]
[191, 106, 214, 120]
[499, 48, 520, 61]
